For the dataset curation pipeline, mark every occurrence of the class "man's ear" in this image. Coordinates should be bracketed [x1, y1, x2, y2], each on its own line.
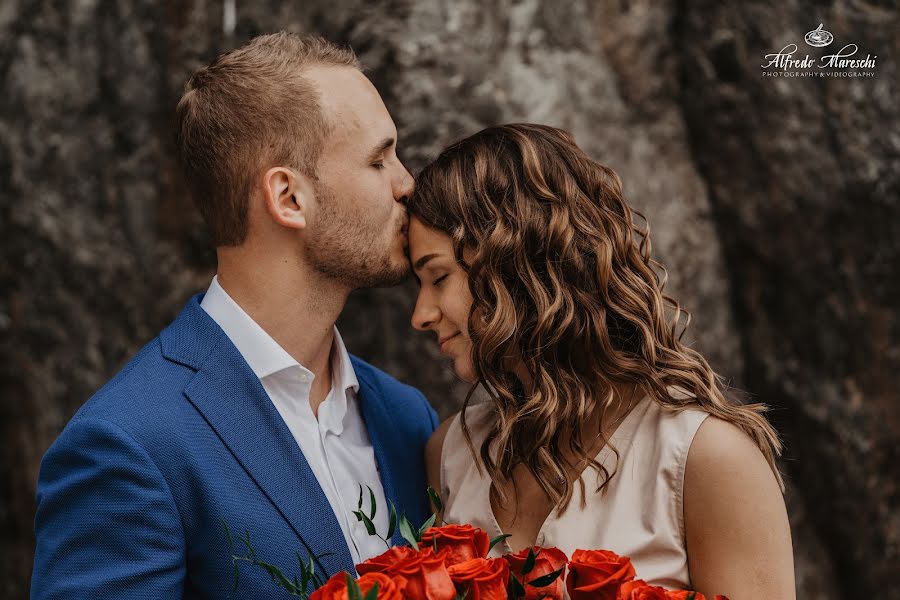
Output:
[261, 167, 314, 230]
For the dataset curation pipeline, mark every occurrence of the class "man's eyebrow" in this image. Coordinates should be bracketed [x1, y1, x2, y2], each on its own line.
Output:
[366, 137, 395, 162]
[413, 253, 439, 271]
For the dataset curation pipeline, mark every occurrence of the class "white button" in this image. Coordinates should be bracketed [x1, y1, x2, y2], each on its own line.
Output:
[299, 373, 309, 382]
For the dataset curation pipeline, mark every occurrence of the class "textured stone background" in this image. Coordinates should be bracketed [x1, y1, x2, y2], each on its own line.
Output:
[1, 1, 897, 598]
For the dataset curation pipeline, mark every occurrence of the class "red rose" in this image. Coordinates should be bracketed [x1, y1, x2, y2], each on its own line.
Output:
[618, 580, 669, 599]
[380, 547, 456, 600]
[666, 592, 728, 600]
[356, 545, 420, 575]
[447, 557, 509, 600]
[310, 571, 406, 600]
[504, 546, 568, 600]
[419, 524, 491, 566]
[566, 549, 636, 600]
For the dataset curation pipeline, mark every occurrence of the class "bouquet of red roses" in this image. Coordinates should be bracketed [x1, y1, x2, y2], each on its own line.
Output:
[311, 525, 726, 600]
[227, 487, 727, 600]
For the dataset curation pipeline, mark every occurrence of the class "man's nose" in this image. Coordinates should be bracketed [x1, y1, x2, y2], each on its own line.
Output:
[395, 163, 414, 203]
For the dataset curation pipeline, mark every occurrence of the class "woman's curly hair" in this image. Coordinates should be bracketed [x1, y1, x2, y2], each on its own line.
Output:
[408, 123, 783, 511]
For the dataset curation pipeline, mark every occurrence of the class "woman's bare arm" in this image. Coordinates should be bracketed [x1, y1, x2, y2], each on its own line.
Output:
[684, 416, 795, 599]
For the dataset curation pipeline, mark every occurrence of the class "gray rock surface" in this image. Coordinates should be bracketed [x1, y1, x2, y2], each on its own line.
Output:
[1, 1, 896, 598]
[678, 2, 900, 596]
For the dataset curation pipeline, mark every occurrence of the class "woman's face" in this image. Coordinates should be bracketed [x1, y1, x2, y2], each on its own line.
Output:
[409, 217, 477, 382]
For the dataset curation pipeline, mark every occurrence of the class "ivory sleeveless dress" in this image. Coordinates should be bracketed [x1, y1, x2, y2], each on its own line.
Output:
[440, 396, 709, 591]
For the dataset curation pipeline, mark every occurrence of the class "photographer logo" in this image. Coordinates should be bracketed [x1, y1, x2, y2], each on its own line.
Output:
[761, 23, 877, 78]
[804, 24, 834, 47]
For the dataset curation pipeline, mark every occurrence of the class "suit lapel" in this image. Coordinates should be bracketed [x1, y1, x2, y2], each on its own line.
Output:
[162, 296, 356, 575]
[353, 360, 407, 547]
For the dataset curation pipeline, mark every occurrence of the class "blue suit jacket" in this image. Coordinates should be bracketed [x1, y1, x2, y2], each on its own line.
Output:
[31, 294, 438, 599]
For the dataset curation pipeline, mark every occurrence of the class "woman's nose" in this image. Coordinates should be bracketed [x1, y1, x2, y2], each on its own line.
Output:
[411, 294, 439, 331]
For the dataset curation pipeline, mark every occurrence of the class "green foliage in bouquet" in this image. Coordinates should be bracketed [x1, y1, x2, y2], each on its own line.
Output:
[224, 485, 563, 599]
[224, 484, 427, 598]
[506, 546, 564, 599]
[223, 519, 334, 598]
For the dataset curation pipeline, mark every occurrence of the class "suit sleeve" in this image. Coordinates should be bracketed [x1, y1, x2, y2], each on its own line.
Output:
[418, 389, 439, 433]
[31, 417, 185, 599]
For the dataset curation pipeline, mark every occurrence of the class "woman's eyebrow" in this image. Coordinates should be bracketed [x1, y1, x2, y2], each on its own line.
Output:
[413, 253, 439, 271]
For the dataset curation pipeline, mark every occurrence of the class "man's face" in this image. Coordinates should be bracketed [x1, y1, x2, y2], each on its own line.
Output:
[303, 67, 413, 289]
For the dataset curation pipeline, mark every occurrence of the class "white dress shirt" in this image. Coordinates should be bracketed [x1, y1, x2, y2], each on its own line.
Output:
[200, 276, 389, 565]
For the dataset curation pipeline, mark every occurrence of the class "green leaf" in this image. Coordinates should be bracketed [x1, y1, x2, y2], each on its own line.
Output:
[353, 510, 363, 522]
[240, 530, 256, 558]
[417, 513, 437, 539]
[358, 484, 364, 511]
[296, 532, 331, 582]
[488, 534, 512, 553]
[399, 514, 419, 547]
[254, 558, 299, 593]
[222, 519, 234, 551]
[509, 574, 526, 598]
[386, 503, 397, 539]
[522, 547, 537, 575]
[311, 574, 324, 590]
[427, 486, 443, 513]
[309, 555, 323, 589]
[230, 557, 241, 593]
[362, 582, 381, 600]
[295, 552, 308, 589]
[367, 485, 377, 519]
[359, 511, 378, 536]
[685, 594, 697, 600]
[527, 567, 564, 588]
[347, 573, 361, 600]
[223, 521, 240, 592]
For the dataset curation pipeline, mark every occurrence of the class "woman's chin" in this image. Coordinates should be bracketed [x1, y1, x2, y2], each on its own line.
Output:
[452, 357, 477, 384]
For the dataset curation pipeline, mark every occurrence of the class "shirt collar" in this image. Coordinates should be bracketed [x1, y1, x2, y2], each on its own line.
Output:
[330, 327, 360, 397]
[199, 276, 359, 406]
[320, 328, 359, 435]
[200, 275, 298, 379]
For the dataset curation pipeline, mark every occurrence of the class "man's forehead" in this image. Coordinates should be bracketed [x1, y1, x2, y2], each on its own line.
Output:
[307, 66, 393, 144]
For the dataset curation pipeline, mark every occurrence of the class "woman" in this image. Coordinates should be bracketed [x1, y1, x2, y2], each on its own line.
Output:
[407, 124, 794, 598]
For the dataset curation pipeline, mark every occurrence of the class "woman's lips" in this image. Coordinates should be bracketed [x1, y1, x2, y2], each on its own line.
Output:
[439, 332, 460, 353]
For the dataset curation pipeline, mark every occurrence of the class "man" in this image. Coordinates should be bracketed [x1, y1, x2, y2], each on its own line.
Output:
[31, 33, 437, 598]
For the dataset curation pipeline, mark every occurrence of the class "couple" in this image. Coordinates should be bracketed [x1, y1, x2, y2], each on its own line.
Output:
[31, 33, 794, 599]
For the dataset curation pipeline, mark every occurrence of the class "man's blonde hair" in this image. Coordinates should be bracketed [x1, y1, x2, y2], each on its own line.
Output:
[175, 32, 360, 246]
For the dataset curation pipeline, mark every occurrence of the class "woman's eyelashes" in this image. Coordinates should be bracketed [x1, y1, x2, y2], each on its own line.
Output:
[432, 274, 448, 287]
[371, 161, 385, 170]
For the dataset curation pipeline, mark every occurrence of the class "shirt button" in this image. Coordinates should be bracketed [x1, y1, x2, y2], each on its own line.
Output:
[299, 373, 309, 382]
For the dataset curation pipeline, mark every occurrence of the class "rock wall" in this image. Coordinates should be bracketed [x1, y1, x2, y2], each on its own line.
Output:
[1, 1, 896, 597]
[677, 2, 900, 596]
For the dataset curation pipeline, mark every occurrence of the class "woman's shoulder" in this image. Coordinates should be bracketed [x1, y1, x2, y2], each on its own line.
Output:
[425, 403, 493, 470]
[426, 403, 492, 454]
[686, 416, 773, 477]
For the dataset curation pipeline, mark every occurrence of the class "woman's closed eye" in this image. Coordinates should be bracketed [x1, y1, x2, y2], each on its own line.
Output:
[432, 274, 448, 287]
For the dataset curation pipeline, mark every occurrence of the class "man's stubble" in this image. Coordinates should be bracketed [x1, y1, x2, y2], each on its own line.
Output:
[305, 181, 410, 289]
